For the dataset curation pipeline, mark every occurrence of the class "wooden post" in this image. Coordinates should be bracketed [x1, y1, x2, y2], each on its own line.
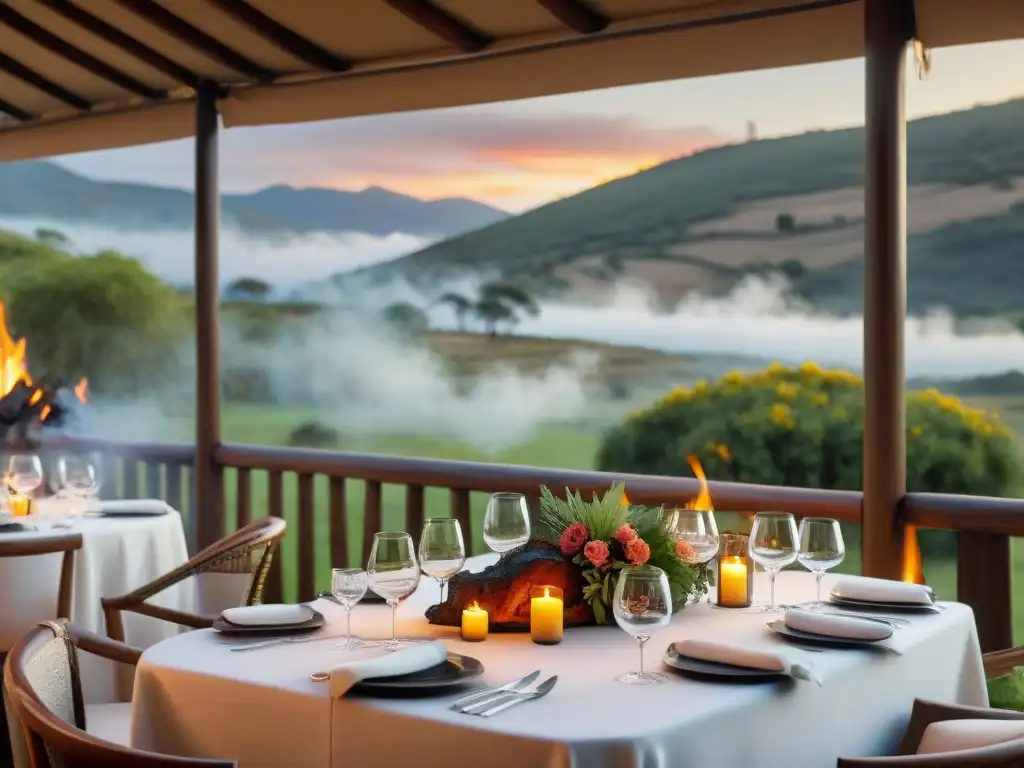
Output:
[862, 0, 909, 579]
[194, 79, 224, 552]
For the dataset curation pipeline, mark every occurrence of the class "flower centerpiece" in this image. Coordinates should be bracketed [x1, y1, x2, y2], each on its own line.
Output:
[537, 482, 710, 624]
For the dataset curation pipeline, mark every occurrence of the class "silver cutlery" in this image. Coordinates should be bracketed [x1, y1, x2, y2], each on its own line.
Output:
[450, 671, 541, 711]
[817, 608, 911, 627]
[458, 675, 556, 715]
[230, 633, 345, 652]
[476, 676, 558, 717]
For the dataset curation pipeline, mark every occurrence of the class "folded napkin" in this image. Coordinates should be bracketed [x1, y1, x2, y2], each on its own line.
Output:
[329, 640, 448, 698]
[831, 575, 932, 605]
[672, 639, 821, 685]
[222, 604, 313, 627]
[91, 499, 169, 516]
[785, 608, 890, 641]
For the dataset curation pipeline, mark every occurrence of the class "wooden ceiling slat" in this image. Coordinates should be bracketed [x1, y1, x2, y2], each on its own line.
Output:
[0, 50, 89, 109]
[536, 0, 610, 34]
[0, 2, 163, 99]
[0, 96, 30, 120]
[113, 0, 276, 82]
[381, 0, 491, 53]
[38, 0, 199, 88]
[208, 0, 351, 72]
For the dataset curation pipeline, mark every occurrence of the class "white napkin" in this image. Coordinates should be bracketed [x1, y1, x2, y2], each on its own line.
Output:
[831, 575, 932, 605]
[91, 499, 169, 516]
[785, 608, 891, 641]
[329, 640, 448, 698]
[672, 639, 821, 685]
[222, 604, 313, 626]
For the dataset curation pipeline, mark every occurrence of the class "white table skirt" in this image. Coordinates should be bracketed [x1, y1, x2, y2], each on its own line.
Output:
[0, 508, 193, 702]
[130, 557, 986, 768]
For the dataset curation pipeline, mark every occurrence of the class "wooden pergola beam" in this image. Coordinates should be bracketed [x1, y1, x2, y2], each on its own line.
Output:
[0, 50, 89, 109]
[39, 0, 199, 88]
[536, 0, 610, 34]
[0, 97, 30, 121]
[381, 0, 491, 53]
[209, 0, 350, 73]
[114, 0, 275, 82]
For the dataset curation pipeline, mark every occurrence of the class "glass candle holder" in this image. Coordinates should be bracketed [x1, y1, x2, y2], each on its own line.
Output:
[530, 585, 563, 645]
[461, 602, 488, 642]
[8, 493, 31, 517]
[716, 532, 753, 608]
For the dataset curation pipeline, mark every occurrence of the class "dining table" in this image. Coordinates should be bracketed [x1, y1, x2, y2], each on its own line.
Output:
[129, 555, 987, 768]
[0, 500, 194, 703]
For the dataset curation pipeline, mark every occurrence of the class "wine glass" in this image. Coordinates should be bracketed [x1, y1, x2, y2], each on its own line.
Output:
[57, 455, 101, 513]
[419, 518, 466, 604]
[797, 517, 846, 607]
[749, 512, 799, 613]
[7, 454, 43, 496]
[331, 568, 368, 650]
[670, 509, 720, 604]
[612, 565, 673, 687]
[367, 532, 419, 651]
[482, 493, 531, 555]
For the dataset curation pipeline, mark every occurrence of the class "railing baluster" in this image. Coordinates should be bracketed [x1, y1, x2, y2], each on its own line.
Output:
[329, 476, 348, 568]
[264, 470, 285, 604]
[297, 472, 315, 601]
[406, 484, 425, 544]
[166, 463, 183, 513]
[100, 452, 117, 501]
[451, 488, 471, 543]
[122, 458, 138, 499]
[236, 468, 252, 528]
[362, 480, 383, 563]
[145, 462, 161, 499]
[957, 531, 1012, 653]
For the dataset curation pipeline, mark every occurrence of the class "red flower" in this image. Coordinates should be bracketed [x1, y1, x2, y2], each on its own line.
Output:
[614, 524, 637, 546]
[559, 523, 589, 556]
[676, 540, 697, 562]
[584, 540, 610, 568]
[625, 537, 651, 566]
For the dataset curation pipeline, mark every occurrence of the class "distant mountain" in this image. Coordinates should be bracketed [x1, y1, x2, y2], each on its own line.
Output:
[341, 98, 1024, 317]
[0, 161, 507, 239]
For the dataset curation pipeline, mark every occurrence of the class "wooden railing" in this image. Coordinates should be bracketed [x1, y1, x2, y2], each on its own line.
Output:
[31, 437, 1023, 654]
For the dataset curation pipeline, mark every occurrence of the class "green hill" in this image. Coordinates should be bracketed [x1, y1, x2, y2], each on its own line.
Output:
[342, 98, 1024, 316]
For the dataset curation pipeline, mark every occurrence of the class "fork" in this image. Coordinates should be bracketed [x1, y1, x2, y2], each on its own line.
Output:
[476, 676, 558, 717]
[229, 634, 345, 652]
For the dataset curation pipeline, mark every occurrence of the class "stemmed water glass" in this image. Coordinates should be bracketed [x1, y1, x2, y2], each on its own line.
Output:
[482, 493, 531, 556]
[331, 568, 368, 650]
[612, 565, 673, 687]
[57, 455, 101, 514]
[669, 509, 719, 603]
[797, 517, 846, 607]
[7, 454, 43, 496]
[367, 532, 419, 652]
[749, 512, 799, 613]
[419, 518, 466, 604]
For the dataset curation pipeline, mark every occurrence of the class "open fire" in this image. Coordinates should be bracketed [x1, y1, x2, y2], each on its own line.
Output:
[0, 301, 87, 439]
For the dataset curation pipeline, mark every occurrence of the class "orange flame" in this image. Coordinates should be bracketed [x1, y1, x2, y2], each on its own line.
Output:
[902, 525, 925, 584]
[0, 301, 88, 407]
[683, 455, 714, 512]
[622, 490, 630, 508]
[73, 378, 88, 403]
[40, 404, 51, 422]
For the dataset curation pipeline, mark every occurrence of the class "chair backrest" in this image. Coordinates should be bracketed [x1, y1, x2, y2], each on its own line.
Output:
[3, 621, 233, 768]
[838, 738, 1024, 767]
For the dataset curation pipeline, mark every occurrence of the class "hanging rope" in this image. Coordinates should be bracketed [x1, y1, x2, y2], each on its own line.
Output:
[901, 0, 930, 79]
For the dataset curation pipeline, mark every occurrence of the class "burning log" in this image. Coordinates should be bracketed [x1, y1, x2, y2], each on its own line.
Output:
[425, 542, 592, 629]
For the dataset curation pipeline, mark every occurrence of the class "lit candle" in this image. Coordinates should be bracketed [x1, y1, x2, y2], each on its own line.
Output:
[8, 494, 30, 517]
[719, 556, 749, 607]
[461, 602, 488, 642]
[530, 586, 563, 645]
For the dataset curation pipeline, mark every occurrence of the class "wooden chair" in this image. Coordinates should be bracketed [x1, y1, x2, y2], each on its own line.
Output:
[3, 620, 233, 768]
[101, 517, 287, 644]
[0, 534, 81, 768]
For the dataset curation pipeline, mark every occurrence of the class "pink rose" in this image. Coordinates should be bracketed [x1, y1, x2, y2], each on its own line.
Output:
[559, 523, 589, 556]
[614, 524, 637, 546]
[584, 540, 610, 568]
[676, 540, 697, 562]
[625, 537, 651, 566]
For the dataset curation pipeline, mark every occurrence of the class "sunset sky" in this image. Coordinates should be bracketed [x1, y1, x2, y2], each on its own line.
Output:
[57, 39, 1024, 213]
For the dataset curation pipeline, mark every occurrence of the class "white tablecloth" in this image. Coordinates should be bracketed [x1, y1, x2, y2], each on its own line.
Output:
[0, 508, 193, 702]
[131, 556, 986, 768]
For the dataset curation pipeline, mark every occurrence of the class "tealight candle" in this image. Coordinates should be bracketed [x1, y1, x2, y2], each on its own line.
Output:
[8, 494, 30, 517]
[717, 532, 753, 608]
[461, 602, 488, 642]
[530, 585, 563, 645]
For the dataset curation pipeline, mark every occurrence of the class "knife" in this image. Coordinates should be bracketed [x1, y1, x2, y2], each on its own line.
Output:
[458, 675, 554, 715]
[477, 676, 558, 717]
[450, 670, 540, 711]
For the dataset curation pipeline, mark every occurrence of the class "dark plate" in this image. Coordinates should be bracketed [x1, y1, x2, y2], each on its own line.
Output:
[87, 510, 169, 518]
[828, 595, 938, 612]
[352, 653, 484, 695]
[767, 619, 891, 647]
[212, 608, 326, 635]
[662, 645, 787, 683]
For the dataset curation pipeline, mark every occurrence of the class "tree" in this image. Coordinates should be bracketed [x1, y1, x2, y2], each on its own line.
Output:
[472, 281, 539, 337]
[225, 276, 272, 301]
[474, 297, 516, 336]
[34, 228, 70, 247]
[381, 301, 429, 336]
[775, 213, 796, 233]
[436, 292, 473, 331]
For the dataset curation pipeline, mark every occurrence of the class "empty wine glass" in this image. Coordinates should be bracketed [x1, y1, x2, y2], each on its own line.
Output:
[367, 532, 419, 652]
[331, 568, 368, 650]
[482, 493, 531, 555]
[669, 509, 720, 603]
[7, 454, 43, 496]
[419, 518, 466, 604]
[797, 517, 846, 607]
[612, 565, 673, 687]
[749, 511, 799, 613]
[57, 455, 101, 513]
